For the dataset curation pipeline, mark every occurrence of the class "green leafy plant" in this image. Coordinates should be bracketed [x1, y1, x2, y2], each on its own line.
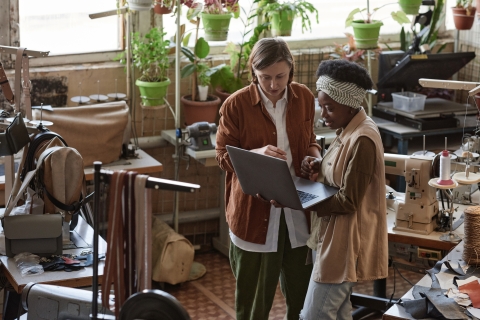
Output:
[422, 0, 446, 50]
[209, 0, 269, 94]
[260, 0, 319, 34]
[128, 27, 171, 82]
[398, 0, 446, 54]
[181, 36, 216, 99]
[345, 2, 410, 27]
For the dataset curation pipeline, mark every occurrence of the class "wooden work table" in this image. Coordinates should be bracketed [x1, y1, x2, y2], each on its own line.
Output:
[0, 216, 107, 295]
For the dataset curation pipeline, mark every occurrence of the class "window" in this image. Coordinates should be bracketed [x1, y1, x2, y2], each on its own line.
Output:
[9, 0, 454, 64]
[162, 0, 454, 50]
[19, 0, 121, 56]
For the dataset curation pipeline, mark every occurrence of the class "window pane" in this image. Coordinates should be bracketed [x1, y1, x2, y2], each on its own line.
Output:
[162, 0, 418, 47]
[19, 0, 121, 56]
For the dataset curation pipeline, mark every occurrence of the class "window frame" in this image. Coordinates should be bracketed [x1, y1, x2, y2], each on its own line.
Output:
[1, 0, 454, 69]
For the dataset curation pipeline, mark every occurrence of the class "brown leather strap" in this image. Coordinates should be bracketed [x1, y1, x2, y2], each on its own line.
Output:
[123, 171, 137, 297]
[0, 62, 14, 104]
[102, 170, 126, 317]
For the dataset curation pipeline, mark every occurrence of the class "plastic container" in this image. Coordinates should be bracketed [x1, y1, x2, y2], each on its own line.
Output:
[391, 92, 427, 112]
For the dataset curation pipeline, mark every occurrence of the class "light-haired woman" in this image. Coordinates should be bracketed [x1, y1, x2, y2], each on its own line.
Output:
[215, 38, 321, 320]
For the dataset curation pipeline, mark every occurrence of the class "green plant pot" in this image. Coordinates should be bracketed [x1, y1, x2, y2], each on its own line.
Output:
[136, 78, 171, 107]
[351, 20, 383, 50]
[201, 13, 233, 41]
[270, 11, 294, 37]
[398, 0, 422, 15]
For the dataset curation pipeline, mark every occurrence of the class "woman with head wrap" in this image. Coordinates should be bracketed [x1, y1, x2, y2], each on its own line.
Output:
[215, 38, 321, 320]
[299, 59, 388, 320]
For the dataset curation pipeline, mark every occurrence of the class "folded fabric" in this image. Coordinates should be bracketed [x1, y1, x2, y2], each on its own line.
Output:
[460, 280, 480, 308]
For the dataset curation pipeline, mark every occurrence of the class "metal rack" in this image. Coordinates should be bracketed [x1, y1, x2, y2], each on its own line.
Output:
[90, 161, 199, 319]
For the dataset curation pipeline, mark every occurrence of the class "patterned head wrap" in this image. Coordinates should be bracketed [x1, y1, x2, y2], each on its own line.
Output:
[316, 75, 366, 109]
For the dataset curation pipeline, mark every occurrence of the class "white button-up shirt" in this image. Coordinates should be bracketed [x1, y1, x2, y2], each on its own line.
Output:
[230, 85, 310, 252]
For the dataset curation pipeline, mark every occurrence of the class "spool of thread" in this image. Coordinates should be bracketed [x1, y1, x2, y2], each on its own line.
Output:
[463, 206, 480, 265]
[437, 150, 454, 185]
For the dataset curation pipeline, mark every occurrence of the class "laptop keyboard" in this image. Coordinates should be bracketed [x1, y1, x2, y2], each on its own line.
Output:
[297, 190, 319, 204]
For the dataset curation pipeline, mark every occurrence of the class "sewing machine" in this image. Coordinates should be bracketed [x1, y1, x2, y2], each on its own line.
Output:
[385, 153, 440, 235]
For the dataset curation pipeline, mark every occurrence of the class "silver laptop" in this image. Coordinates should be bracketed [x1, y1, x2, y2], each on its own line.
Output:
[226, 145, 338, 210]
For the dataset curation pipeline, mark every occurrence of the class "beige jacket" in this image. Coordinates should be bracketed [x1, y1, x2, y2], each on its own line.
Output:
[311, 108, 388, 283]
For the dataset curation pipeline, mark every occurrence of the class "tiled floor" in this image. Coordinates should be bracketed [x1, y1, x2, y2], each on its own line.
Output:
[161, 249, 426, 320]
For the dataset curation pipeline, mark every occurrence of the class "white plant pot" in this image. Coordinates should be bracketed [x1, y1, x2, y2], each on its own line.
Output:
[198, 85, 209, 101]
[128, 0, 153, 11]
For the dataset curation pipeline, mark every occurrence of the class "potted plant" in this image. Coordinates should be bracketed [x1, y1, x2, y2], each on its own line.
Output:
[154, 0, 173, 14]
[209, 0, 269, 98]
[259, 0, 319, 37]
[345, 1, 410, 49]
[179, 14, 222, 125]
[181, 35, 221, 125]
[398, 0, 423, 15]
[118, 0, 153, 11]
[131, 27, 172, 106]
[153, 0, 193, 15]
[198, 0, 240, 41]
[452, 0, 476, 30]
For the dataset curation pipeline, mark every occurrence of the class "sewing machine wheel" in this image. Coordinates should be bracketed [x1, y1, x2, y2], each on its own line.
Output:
[119, 290, 191, 320]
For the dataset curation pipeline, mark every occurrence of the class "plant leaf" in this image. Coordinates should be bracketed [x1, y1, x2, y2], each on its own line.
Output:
[182, 32, 192, 47]
[345, 8, 361, 27]
[181, 64, 197, 78]
[181, 47, 195, 62]
[391, 11, 410, 25]
[195, 37, 210, 59]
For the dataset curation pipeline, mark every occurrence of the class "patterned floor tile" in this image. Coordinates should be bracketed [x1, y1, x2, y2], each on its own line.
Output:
[161, 250, 426, 320]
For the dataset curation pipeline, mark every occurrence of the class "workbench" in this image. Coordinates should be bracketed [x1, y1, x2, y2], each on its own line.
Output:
[374, 115, 478, 156]
[0, 217, 107, 319]
[382, 241, 466, 320]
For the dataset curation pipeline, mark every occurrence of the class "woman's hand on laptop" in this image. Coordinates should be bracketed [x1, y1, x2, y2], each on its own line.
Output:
[256, 193, 285, 208]
[301, 156, 321, 180]
[251, 145, 287, 160]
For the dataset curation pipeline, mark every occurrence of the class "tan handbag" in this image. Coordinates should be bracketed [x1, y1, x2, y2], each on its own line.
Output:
[151, 216, 194, 285]
[32, 101, 131, 166]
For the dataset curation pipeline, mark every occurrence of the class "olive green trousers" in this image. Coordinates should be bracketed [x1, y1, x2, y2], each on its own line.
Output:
[229, 211, 312, 320]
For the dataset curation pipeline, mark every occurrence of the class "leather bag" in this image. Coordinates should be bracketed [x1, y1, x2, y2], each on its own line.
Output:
[3, 214, 63, 258]
[0, 113, 30, 156]
[32, 101, 131, 166]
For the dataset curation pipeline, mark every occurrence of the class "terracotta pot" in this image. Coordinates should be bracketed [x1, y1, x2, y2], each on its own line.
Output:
[215, 87, 231, 104]
[452, 7, 476, 30]
[182, 94, 221, 126]
[153, 2, 172, 14]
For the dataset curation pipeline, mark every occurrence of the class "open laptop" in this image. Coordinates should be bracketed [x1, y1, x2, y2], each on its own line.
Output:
[226, 145, 338, 210]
